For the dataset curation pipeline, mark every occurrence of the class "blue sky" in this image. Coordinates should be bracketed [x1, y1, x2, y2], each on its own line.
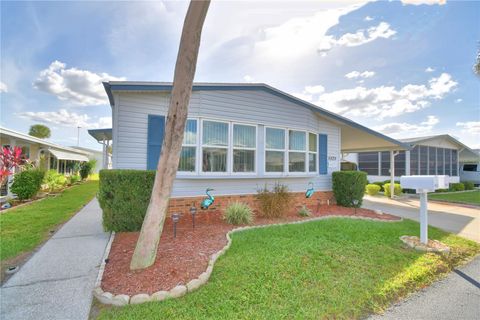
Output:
[1, 0, 479, 151]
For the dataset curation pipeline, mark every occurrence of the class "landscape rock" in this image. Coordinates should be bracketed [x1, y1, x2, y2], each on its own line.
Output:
[130, 293, 151, 304]
[169, 285, 187, 298]
[97, 291, 114, 305]
[187, 278, 203, 292]
[151, 291, 170, 302]
[111, 294, 130, 306]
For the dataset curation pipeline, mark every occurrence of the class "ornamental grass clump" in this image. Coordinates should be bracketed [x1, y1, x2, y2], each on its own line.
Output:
[256, 182, 292, 218]
[298, 205, 311, 217]
[224, 202, 254, 225]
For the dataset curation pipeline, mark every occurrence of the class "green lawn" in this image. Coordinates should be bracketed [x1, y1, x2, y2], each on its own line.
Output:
[429, 190, 480, 206]
[0, 181, 98, 262]
[97, 218, 479, 320]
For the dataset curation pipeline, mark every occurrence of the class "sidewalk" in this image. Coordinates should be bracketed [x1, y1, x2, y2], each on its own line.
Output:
[362, 195, 480, 242]
[0, 199, 109, 320]
[369, 256, 480, 320]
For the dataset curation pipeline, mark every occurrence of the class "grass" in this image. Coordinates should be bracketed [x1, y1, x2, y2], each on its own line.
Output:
[429, 190, 480, 206]
[96, 218, 479, 320]
[0, 181, 98, 262]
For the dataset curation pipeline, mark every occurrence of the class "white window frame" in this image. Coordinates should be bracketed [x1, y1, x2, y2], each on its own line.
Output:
[287, 129, 307, 174]
[231, 122, 257, 175]
[177, 118, 199, 175]
[308, 132, 318, 173]
[200, 118, 230, 175]
[264, 126, 287, 176]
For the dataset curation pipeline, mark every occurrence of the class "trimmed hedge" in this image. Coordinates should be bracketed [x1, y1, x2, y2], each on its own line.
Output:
[98, 170, 155, 231]
[384, 183, 402, 197]
[449, 182, 465, 192]
[332, 171, 367, 207]
[365, 184, 381, 196]
[463, 181, 475, 191]
[10, 169, 45, 200]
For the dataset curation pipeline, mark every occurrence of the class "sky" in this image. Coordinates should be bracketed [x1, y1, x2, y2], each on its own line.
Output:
[1, 0, 479, 151]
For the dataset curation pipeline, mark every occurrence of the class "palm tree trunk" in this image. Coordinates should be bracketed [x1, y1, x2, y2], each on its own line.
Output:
[130, 0, 210, 270]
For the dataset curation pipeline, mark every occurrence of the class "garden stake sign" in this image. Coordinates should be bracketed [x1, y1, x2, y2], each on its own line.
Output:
[130, 0, 211, 270]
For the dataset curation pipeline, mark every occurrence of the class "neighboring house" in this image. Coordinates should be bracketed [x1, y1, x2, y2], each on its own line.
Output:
[346, 134, 479, 183]
[99, 81, 408, 207]
[70, 146, 106, 173]
[87, 128, 112, 171]
[0, 126, 91, 196]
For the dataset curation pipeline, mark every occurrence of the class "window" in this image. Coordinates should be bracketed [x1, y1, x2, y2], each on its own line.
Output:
[436, 148, 444, 175]
[445, 149, 451, 176]
[265, 127, 285, 173]
[428, 146, 436, 175]
[394, 151, 406, 176]
[419, 146, 428, 175]
[202, 120, 229, 172]
[410, 146, 419, 175]
[451, 149, 458, 176]
[178, 119, 197, 172]
[233, 124, 256, 173]
[308, 133, 317, 172]
[358, 152, 379, 175]
[381, 152, 390, 176]
[288, 130, 306, 172]
[463, 164, 478, 172]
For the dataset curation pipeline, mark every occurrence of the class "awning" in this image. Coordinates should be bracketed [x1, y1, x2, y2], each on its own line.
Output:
[49, 148, 89, 162]
[88, 128, 112, 142]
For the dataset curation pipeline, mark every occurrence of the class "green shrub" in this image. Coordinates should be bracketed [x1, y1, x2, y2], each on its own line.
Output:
[98, 170, 155, 231]
[365, 184, 381, 196]
[298, 205, 312, 217]
[256, 183, 292, 218]
[463, 181, 475, 191]
[435, 188, 449, 193]
[384, 183, 402, 197]
[449, 183, 465, 192]
[332, 171, 367, 207]
[69, 175, 81, 185]
[80, 160, 97, 180]
[43, 170, 67, 192]
[372, 181, 385, 192]
[224, 202, 253, 225]
[10, 169, 45, 200]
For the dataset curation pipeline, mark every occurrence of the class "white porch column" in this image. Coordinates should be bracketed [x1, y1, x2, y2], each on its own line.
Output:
[405, 150, 411, 175]
[419, 191, 428, 244]
[390, 151, 395, 199]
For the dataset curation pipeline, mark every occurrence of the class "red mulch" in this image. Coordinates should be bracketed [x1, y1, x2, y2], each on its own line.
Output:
[101, 205, 399, 295]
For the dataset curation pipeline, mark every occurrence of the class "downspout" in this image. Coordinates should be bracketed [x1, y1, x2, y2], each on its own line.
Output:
[390, 150, 399, 199]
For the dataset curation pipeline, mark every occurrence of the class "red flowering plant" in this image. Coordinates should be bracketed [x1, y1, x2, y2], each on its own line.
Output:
[0, 146, 24, 188]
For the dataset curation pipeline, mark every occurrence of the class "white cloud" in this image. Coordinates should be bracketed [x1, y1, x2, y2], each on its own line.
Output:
[456, 121, 480, 134]
[0, 81, 7, 93]
[364, 16, 374, 21]
[425, 67, 435, 72]
[299, 73, 457, 119]
[293, 85, 325, 102]
[243, 75, 254, 82]
[345, 70, 375, 79]
[455, 98, 463, 103]
[17, 109, 111, 129]
[373, 116, 439, 137]
[33, 61, 125, 106]
[401, 0, 446, 5]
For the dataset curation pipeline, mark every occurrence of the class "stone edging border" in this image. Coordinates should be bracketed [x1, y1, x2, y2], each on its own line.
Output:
[93, 214, 402, 306]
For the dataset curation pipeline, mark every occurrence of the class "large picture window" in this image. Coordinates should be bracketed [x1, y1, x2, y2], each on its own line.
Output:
[381, 152, 390, 176]
[394, 151, 406, 176]
[202, 120, 229, 172]
[265, 127, 285, 173]
[445, 148, 451, 176]
[288, 130, 306, 172]
[358, 152, 379, 175]
[419, 146, 428, 175]
[410, 146, 418, 175]
[436, 148, 444, 175]
[178, 119, 197, 172]
[428, 146, 436, 175]
[233, 124, 256, 173]
[451, 149, 458, 176]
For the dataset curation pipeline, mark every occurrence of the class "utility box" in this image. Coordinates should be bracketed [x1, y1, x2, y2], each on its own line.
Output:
[400, 175, 449, 192]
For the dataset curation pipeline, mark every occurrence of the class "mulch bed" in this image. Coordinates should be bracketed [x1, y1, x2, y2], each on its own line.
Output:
[101, 205, 400, 296]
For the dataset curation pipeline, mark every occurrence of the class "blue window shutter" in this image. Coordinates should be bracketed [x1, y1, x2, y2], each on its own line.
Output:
[318, 134, 328, 175]
[147, 115, 166, 170]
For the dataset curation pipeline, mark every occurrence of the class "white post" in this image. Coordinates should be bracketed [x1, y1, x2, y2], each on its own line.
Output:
[419, 190, 428, 244]
[390, 150, 395, 199]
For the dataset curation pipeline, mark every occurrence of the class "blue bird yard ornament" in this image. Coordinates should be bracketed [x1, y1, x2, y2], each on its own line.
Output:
[201, 188, 215, 209]
[305, 182, 314, 199]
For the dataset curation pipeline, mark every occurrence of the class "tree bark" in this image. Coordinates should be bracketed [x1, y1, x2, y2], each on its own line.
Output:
[130, 0, 210, 270]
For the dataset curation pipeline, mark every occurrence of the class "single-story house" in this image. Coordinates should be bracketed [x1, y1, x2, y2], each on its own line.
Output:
[70, 146, 107, 173]
[98, 81, 409, 210]
[345, 134, 479, 183]
[0, 126, 94, 196]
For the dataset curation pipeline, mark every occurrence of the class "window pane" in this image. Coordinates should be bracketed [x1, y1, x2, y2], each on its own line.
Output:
[289, 152, 305, 172]
[410, 146, 418, 175]
[463, 164, 477, 172]
[178, 147, 196, 172]
[266, 128, 285, 149]
[265, 151, 284, 172]
[309, 153, 316, 171]
[289, 130, 306, 151]
[233, 149, 255, 172]
[420, 146, 428, 175]
[428, 147, 436, 175]
[445, 149, 451, 176]
[359, 152, 379, 175]
[452, 150, 458, 176]
[202, 121, 228, 146]
[202, 148, 227, 172]
[309, 133, 317, 152]
[183, 119, 197, 145]
[436, 148, 444, 175]
[381, 152, 390, 176]
[394, 151, 406, 176]
[233, 125, 256, 148]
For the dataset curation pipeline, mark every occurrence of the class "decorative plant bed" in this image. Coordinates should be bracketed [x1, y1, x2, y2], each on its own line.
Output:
[95, 205, 400, 305]
[400, 235, 450, 253]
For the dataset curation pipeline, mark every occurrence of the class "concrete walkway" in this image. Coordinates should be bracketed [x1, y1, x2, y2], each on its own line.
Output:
[1, 199, 109, 320]
[363, 195, 480, 242]
[369, 256, 480, 320]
